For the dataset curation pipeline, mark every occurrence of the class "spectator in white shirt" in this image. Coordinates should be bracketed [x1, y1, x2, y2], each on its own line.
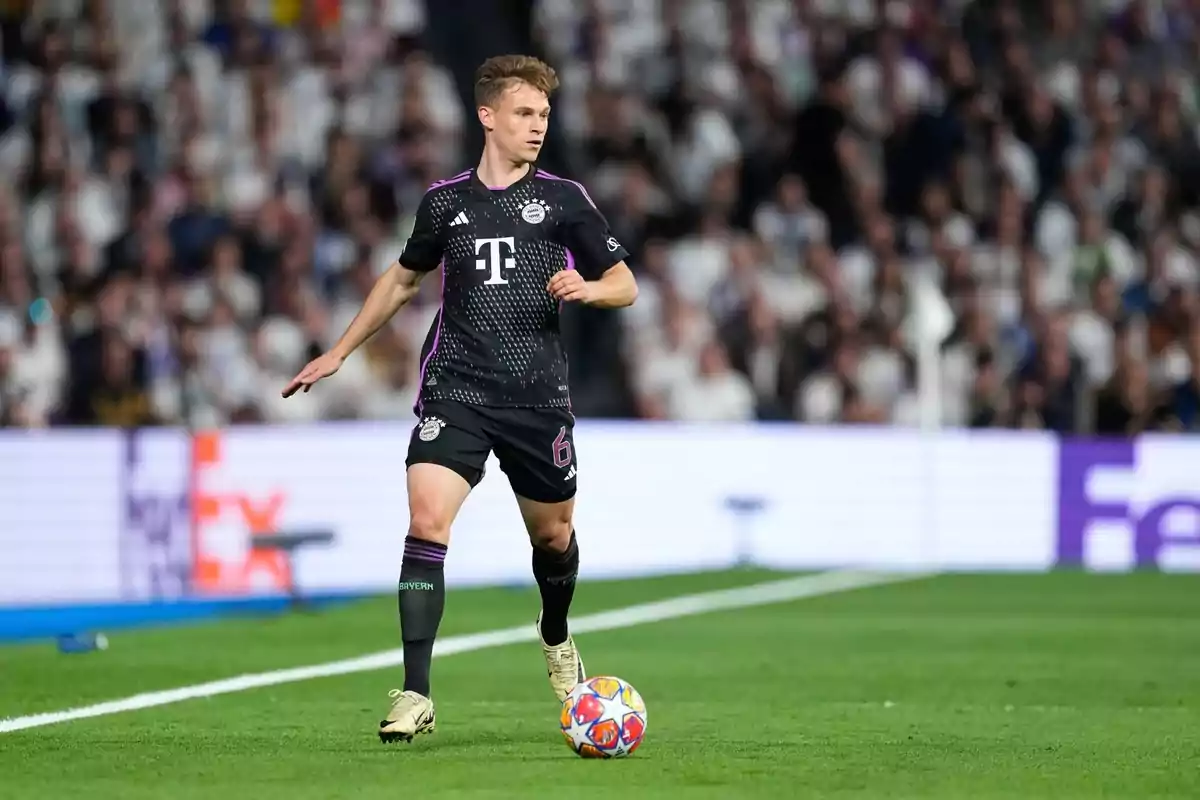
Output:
[668, 339, 756, 422]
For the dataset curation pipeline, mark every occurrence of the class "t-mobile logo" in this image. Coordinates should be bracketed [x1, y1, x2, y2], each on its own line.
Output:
[475, 237, 516, 285]
[1056, 441, 1200, 571]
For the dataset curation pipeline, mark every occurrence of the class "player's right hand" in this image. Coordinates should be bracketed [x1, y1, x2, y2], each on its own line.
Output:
[282, 353, 344, 398]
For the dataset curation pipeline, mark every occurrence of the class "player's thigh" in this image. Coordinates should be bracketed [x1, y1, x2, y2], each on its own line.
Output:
[490, 407, 577, 544]
[405, 402, 491, 543]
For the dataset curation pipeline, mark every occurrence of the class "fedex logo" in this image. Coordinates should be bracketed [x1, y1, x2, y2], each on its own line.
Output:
[1056, 440, 1200, 571]
[190, 431, 292, 594]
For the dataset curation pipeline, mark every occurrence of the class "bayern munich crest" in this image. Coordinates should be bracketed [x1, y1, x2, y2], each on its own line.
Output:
[417, 416, 446, 442]
[521, 200, 548, 224]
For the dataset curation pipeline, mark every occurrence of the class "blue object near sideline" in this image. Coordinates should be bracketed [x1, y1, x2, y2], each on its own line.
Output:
[0, 592, 368, 644]
[56, 632, 109, 654]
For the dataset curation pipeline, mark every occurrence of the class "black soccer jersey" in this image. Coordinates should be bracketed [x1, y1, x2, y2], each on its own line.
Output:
[400, 166, 631, 409]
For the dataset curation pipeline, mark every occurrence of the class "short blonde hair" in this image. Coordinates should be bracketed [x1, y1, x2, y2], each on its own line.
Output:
[474, 55, 559, 108]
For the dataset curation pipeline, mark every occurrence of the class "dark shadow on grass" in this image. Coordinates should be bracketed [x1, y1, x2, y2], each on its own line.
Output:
[358, 728, 559, 754]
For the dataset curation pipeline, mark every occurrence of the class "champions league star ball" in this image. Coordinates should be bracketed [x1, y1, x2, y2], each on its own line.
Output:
[559, 676, 647, 758]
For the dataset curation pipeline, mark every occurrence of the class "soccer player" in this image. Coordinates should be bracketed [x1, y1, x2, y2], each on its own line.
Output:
[282, 55, 638, 743]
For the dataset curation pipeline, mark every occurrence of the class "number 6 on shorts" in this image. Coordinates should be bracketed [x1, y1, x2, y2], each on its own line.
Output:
[552, 426, 573, 468]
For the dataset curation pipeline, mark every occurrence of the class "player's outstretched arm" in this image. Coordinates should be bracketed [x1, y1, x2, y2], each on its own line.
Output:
[282, 263, 426, 397]
[546, 262, 638, 309]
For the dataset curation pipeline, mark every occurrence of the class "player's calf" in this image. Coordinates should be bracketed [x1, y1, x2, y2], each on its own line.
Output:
[519, 498, 585, 700]
[532, 528, 577, 646]
[520, 498, 577, 644]
[398, 533, 446, 700]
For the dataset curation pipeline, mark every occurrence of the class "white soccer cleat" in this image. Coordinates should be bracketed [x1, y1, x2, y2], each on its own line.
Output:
[378, 689, 436, 743]
[537, 612, 586, 701]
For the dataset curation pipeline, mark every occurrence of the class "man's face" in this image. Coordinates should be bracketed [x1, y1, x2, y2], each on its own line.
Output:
[480, 81, 549, 164]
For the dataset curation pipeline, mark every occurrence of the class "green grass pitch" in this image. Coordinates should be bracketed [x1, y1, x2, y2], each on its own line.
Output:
[1, 569, 1197, 799]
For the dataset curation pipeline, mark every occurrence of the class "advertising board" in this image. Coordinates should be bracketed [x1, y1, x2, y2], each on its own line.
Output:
[1, 426, 1197, 609]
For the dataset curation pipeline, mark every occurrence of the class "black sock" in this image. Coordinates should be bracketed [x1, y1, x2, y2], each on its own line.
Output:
[533, 531, 579, 646]
[398, 536, 447, 697]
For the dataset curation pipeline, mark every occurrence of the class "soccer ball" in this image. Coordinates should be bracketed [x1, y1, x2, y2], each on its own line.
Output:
[559, 676, 647, 758]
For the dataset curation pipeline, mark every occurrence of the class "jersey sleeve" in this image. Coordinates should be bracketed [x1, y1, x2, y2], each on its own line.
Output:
[398, 190, 444, 272]
[558, 185, 630, 279]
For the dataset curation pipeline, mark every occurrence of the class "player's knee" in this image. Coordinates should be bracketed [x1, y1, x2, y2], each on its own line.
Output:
[408, 508, 452, 545]
[529, 517, 573, 553]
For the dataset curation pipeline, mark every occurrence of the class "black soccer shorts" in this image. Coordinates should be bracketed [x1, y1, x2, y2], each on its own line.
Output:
[405, 400, 578, 504]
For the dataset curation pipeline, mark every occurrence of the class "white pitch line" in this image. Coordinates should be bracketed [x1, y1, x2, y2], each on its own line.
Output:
[0, 569, 926, 734]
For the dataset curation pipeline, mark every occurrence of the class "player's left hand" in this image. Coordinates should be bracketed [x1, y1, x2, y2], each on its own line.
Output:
[547, 270, 592, 303]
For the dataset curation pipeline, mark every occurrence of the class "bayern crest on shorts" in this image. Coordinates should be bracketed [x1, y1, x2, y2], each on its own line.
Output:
[417, 416, 446, 442]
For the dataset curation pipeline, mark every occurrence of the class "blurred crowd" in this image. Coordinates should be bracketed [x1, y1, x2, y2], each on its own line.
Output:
[2, 0, 1200, 434]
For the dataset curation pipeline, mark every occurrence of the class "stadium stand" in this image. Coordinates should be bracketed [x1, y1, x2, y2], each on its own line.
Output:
[1, 0, 1198, 432]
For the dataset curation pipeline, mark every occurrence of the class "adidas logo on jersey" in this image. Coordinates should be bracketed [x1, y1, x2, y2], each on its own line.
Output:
[449, 211, 469, 227]
[564, 464, 577, 481]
